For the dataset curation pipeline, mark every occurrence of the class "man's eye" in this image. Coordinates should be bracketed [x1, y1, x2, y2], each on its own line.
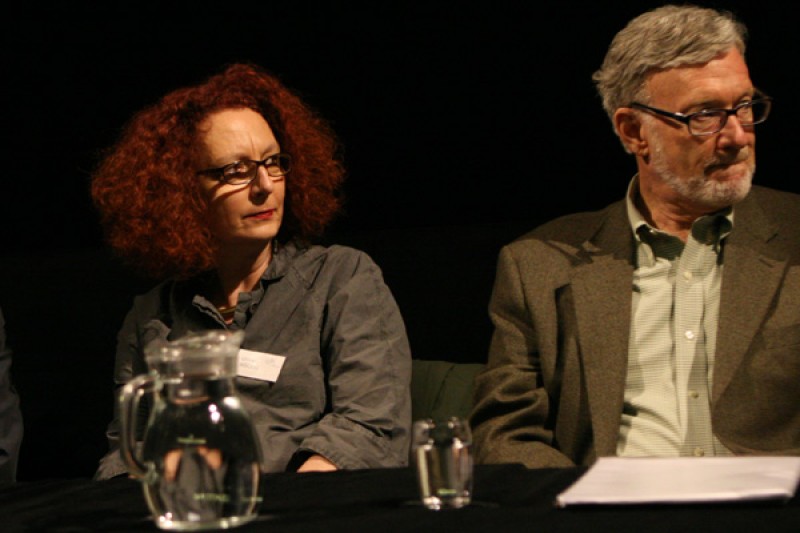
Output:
[692, 112, 721, 124]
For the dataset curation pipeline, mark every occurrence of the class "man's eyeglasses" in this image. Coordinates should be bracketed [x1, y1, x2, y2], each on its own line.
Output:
[628, 93, 772, 136]
[198, 153, 292, 185]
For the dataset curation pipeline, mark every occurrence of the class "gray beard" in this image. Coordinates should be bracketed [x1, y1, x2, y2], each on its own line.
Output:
[651, 141, 754, 211]
[660, 166, 753, 209]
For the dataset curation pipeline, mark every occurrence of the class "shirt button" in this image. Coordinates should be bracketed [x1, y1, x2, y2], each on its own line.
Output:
[694, 447, 705, 457]
[683, 271, 693, 281]
[689, 390, 699, 399]
[685, 330, 695, 340]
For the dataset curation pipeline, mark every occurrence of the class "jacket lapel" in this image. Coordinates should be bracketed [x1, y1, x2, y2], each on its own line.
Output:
[569, 203, 635, 457]
[713, 192, 786, 402]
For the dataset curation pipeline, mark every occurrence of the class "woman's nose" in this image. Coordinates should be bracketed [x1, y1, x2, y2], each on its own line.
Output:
[249, 166, 275, 198]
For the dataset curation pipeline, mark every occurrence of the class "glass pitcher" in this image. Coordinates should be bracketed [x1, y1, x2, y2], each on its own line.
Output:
[119, 330, 263, 531]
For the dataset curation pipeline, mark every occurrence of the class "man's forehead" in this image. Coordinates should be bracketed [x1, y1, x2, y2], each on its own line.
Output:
[644, 48, 753, 105]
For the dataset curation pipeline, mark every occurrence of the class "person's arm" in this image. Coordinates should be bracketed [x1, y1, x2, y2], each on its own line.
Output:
[94, 296, 164, 480]
[289, 250, 412, 471]
[0, 307, 23, 484]
[470, 246, 574, 468]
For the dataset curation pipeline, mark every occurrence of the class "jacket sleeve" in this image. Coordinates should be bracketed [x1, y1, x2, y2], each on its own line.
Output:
[291, 251, 412, 470]
[470, 245, 575, 468]
[0, 307, 23, 484]
[94, 294, 165, 480]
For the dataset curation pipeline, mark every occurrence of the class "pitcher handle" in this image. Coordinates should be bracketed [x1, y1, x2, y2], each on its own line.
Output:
[119, 373, 156, 479]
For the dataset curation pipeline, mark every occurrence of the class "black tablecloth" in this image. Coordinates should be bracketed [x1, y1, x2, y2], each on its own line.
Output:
[1, 464, 798, 532]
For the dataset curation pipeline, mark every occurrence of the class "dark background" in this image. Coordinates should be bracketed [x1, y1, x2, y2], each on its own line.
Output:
[2, 1, 797, 480]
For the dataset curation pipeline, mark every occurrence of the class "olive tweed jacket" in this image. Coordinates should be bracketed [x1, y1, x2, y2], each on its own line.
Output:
[471, 185, 800, 467]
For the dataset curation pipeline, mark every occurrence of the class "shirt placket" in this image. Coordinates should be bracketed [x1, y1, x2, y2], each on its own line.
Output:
[674, 235, 716, 457]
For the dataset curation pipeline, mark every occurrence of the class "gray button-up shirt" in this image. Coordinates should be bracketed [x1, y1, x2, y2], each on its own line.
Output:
[96, 242, 412, 478]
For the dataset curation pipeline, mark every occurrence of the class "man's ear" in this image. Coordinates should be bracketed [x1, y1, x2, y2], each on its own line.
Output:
[614, 107, 649, 158]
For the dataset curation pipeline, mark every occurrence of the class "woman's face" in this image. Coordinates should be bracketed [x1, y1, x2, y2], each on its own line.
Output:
[197, 108, 285, 250]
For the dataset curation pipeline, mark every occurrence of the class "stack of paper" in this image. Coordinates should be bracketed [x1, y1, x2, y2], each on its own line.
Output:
[556, 456, 800, 507]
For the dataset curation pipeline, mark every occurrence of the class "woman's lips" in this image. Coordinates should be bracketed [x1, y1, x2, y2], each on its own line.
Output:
[245, 208, 276, 220]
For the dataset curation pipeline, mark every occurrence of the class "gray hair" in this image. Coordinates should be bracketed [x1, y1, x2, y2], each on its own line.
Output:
[592, 4, 748, 122]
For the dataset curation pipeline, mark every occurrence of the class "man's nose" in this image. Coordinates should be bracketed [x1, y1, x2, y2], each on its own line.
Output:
[717, 114, 751, 149]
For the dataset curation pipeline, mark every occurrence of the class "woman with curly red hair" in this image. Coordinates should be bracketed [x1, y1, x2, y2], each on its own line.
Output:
[92, 63, 411, 477]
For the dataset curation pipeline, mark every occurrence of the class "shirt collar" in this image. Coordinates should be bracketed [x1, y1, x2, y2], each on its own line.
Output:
[187, 239, 305, 323]
[625, 176, 734, 245]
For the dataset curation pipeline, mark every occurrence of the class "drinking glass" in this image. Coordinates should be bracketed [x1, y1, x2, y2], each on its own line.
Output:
[411, 417, 473, 510]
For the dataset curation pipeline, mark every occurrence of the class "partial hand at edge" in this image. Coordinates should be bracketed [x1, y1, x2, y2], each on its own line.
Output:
[296, 454, 338, 473]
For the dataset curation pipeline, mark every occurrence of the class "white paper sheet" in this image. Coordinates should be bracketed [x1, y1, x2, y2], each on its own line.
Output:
[556, 456, 800, 507]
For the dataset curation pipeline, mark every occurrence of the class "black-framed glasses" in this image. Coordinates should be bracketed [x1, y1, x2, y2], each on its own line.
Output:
[198, 153, 292, 185]
[628, 92, 772, 136]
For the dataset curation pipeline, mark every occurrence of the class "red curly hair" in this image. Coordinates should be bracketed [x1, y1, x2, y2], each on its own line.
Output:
[91, 63, 345, 280]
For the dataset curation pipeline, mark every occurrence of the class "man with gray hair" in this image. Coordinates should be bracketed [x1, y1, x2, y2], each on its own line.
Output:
[470, 4, 799, 468]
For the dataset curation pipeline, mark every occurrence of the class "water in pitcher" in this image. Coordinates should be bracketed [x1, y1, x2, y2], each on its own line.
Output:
[120, 331, 263, 531]
[140, 379, 262, 530]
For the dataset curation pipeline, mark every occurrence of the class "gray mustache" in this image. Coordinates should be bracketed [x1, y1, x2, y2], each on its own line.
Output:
[709, 151, 750, 167]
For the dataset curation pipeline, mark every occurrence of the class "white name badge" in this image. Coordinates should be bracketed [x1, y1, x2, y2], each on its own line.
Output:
[237, 349, 286, 382]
